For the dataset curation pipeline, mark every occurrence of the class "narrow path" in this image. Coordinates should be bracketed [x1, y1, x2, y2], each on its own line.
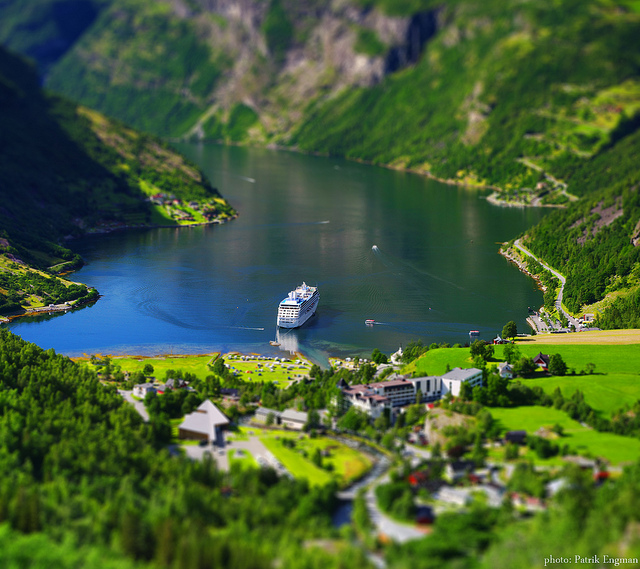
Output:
[513, 240, 580, 329]
[120, 390, 149, 421]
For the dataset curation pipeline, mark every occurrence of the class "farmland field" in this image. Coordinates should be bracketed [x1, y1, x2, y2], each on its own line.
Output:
[490, 406, 640, 465]
[76, 352, 312, 386]
[249, 428, 373, 488]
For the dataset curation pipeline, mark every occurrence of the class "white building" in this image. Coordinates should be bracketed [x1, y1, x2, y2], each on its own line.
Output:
[339, 367, 483, 418]
[179, 400, 230, 445]
[280, 409, 308, 430]
[133, 383, 156, 398]
[497, 362, 514, 379]
[406, 375, 441, 402]
[440, 367, 483, 397]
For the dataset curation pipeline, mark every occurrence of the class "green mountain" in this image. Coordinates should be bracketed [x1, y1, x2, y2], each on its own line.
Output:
[0, 46, 234, 315]
[519, 129, 640, 328]
[1, 0, 637, 199]
[1, 0, 640, 325]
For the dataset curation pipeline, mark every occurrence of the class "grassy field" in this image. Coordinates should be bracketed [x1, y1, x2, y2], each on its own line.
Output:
[76, 352, 311, 387]
[402, 348, 475, 376]
[516, 330, 640, 345]
[228, 448, 258, 469]
[247, 428, 372, 488]
[496, 343, 640, 415]
[225, 354, 312, 387]
[489, 406, 640, 466]
[406, 344, 640, 416]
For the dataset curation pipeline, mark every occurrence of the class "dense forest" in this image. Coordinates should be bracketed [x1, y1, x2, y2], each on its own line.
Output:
[0, 45, 234, 315]
[522, 128, 640, 326]
[0, 329, 372, 568]
[1, 0, 638, 325]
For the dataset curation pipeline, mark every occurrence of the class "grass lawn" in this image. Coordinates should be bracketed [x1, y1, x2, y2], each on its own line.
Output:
[78, 353, 219, 381]
[228, 449, 258, 469]
[225, 355, 312, 386]
[489, 406, 640, 465]
[519, 373, 640, 416]
[494, 343, 640, 415]
[76, 352, 312, 387]
[402, 348, 474, 376]
[406, 344, 640, 416]
[260, 435, 333, 486]
[255, 428, 372, 487]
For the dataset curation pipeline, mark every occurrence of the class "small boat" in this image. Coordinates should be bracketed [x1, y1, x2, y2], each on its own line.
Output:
[365, 319, 375, 325]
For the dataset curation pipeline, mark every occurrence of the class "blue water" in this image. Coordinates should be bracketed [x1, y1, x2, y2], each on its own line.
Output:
[7, 144, 547, 364]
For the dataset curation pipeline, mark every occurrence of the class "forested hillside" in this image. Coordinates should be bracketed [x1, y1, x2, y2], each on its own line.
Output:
[2, 329, 640, 567]
[0, 46, 234, 315]
[521, 128, 640, 328]
[1, 0, 639, 324]
[0, 328, 370, 568]
[1, 0, 638, 203]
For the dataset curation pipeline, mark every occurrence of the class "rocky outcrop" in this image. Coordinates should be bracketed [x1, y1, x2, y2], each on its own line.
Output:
[385, 10, 440, 73]
[179, 0, 441, 140]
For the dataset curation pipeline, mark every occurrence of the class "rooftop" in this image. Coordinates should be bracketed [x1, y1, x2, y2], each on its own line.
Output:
[179, 400, 229, 436]
[441, 367, 482, 382]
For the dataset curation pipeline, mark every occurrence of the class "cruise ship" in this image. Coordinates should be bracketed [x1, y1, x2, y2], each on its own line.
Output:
[276, 283, 319, 328]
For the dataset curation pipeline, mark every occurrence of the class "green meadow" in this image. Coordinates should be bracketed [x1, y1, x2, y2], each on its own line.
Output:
[86, 354, 218, 381]
[497, 344, 640, 416]
[406, 344, 640, 416]
[490, 406, 640, 466]
[402, 347, 474, 376]
[79, 352, 311, 387]
[252, 428, 373, 488]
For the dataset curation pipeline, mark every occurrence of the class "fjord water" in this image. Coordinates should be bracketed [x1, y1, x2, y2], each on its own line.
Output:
[8, 144, 547, 363]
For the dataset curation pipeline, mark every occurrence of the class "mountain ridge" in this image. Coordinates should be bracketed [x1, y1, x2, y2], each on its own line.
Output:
[0, 46, 235, 316]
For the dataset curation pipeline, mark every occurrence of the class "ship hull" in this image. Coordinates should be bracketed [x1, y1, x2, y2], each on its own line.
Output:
[277, 287, 319, 328]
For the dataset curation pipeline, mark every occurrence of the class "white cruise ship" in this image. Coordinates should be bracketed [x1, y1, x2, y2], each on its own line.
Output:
[276, 282, 319, 328]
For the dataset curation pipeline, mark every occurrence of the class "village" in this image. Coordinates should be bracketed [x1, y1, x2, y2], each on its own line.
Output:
[86, 330, 640, 543]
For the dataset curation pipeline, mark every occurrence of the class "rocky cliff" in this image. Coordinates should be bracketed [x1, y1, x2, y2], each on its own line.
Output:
[9, 0, 440, 141]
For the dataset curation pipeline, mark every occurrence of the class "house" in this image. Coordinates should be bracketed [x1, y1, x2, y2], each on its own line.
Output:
[254, 407, 281, 425]
[533, 352, 550, 371]
[220, 388, 240, 400]
[133, 383, 156, 398]
[497, 362, 514, 379]
[280, 409, 308, 430]
[440, 368, 483, 397]
[178, 400, 230, 445]
[504, 430, 527, 445]
[165, 378, 187, 390]
[493, 335, 510, 345]
[435, 486, 472, 506]
[408, 470, 431, 488]
[445, 459, 476, 482]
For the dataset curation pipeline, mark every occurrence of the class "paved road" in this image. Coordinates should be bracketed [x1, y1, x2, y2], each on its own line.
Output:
[120, 390, 149, 421]
[514, 239, 581, 330]
[365, 473, 426, 543]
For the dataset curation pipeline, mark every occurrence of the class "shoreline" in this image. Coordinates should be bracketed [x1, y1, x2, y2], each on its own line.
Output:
[73, 212, 239, 240]
[499, 244, 548, 293]
[3, 213, 238, 324]
[183, 139, 560, 209]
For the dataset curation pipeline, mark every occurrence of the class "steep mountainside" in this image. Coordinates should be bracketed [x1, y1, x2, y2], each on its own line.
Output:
[1, 0, 640, 325]
[0, 46, 234, 315]
[1, 0, 442, 139]
[1, 1, 638, 203]
[520, 129, 640, 328]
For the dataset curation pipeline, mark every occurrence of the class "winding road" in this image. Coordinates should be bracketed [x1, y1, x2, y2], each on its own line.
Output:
[514, 239, 580, 330]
